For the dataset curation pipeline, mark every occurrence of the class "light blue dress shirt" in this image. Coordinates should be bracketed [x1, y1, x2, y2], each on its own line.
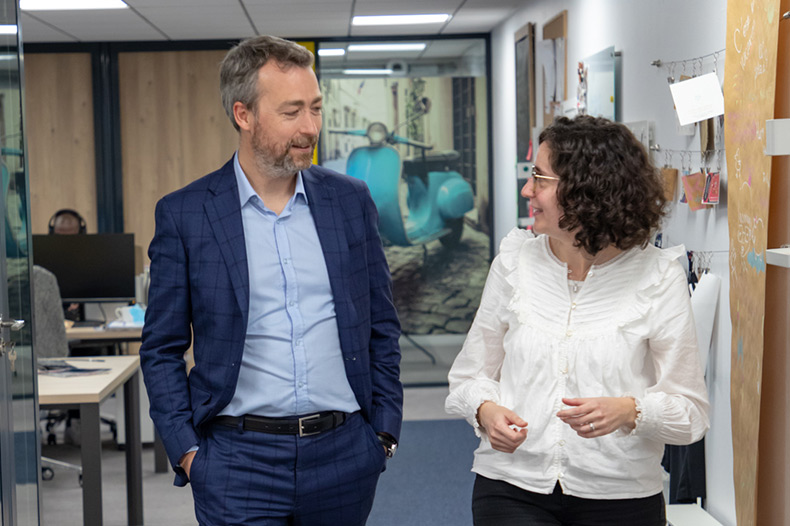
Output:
[219, 154, 360, 418]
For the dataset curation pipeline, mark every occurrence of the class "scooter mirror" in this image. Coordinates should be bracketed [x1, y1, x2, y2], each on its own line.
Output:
[420, 97, 432, 115]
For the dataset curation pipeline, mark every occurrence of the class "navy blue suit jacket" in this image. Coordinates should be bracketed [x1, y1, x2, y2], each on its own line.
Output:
[140, 158, 403, 486]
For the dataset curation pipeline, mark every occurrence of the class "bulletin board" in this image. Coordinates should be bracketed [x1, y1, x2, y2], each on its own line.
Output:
[723, 1, 780, 525]
[515, 22, 536, 162]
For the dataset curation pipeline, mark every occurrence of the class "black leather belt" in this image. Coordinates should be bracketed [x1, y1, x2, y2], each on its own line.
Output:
[213, 411, 348, 437]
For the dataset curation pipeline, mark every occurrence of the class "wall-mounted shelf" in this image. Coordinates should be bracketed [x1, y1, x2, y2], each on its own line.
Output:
[765, 119, 790, 156]
[766, 247, 790, 267]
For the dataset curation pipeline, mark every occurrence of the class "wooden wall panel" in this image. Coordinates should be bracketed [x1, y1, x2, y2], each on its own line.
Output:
[25, 53, 97, 234]
[759, 0, 790, 523]
[119, 50, 238, 262]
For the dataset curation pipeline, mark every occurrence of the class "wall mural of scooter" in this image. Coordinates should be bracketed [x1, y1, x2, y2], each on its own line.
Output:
[330, 98, 474, 248]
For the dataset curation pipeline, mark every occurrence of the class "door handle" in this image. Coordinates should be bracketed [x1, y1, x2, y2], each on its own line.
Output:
[0, 317, 25, 371]
[0, 316, 25, 331]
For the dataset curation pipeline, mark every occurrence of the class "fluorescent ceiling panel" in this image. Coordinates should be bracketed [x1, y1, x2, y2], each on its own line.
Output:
[348, 43, 426, 52]
[343, 69, 393, 75]
[21, 0, 128, 9]
[318, 48, 346, 57]
[352, 14, 450, 25]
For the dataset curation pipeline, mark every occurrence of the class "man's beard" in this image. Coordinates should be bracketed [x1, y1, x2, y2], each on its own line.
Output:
[252, 125, 317, 180]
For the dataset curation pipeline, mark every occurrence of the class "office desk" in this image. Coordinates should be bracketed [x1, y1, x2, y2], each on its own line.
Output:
[65, 325, 168, 475]
[66, 326, 143, 343]
[39, 355, 143, 526]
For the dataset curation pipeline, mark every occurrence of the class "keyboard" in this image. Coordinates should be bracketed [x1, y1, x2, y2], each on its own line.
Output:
[70, 320, 105, 328]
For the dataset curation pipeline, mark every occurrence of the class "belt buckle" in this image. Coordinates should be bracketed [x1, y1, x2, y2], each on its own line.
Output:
[298, 414, 322, 437]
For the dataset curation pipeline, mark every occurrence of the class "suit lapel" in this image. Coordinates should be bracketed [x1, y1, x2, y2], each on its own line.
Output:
[303, 169, 350, 310]
[204, 160, 250, 323]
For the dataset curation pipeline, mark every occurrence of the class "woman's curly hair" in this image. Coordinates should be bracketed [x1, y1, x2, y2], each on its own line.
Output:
[538, 115, 667, 255]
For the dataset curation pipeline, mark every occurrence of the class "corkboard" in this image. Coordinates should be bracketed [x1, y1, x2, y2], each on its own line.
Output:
[723, 1, 780, 525]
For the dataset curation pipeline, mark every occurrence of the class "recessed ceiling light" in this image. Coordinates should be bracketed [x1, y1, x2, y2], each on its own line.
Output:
[352, 14, 450, 26]
[343, 69, 393, 75]
[20, 0, 129, 10]
[318, 49, 346, 57]
[347, 43, 426, 52]
[0, 25, 17, 35]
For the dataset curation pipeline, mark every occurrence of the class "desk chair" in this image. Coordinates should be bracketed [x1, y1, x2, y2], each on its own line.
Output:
[33, 265, 83, 482]
[33, 266, 117, 482]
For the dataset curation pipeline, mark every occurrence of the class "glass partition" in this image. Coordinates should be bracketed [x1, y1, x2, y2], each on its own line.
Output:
[0, 0, 40, 523]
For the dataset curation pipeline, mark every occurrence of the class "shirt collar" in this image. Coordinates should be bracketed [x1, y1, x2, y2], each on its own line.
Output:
[233, 152, 308, 208]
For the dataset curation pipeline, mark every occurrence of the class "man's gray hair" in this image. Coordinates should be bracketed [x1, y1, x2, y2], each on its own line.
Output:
[220, 35, 314, 131]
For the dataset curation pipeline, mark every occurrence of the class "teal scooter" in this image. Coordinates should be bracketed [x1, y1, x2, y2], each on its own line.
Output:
[330, 103, 474, 248]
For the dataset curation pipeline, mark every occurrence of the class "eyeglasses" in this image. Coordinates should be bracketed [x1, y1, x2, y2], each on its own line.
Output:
[530, 165, 560, 190]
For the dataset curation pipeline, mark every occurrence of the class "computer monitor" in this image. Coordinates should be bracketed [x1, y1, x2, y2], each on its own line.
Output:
[31, 233, 136, 303]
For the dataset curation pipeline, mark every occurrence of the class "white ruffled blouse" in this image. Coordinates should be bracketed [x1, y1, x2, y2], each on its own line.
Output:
[445, 229, 710, 500]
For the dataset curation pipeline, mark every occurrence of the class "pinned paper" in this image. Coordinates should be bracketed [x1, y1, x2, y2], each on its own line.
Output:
[681, 171, 709, 211]
[661, 167, 678, 201]
[669, 72, 725, 126]
[702, 171, 720, 204]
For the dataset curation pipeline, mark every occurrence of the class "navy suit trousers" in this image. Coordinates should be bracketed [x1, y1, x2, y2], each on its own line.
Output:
[190, 412, 386, 525]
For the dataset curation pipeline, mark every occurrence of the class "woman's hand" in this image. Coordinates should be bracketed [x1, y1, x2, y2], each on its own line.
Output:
[556, 397, 637, 438]
[477, 401, 528, 453]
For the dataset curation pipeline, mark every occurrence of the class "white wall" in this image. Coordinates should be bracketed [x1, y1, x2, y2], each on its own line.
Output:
[490, 1, 734, 524]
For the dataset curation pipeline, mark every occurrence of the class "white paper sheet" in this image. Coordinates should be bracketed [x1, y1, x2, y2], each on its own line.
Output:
[690, 272, 721, 374]
[669, 72, 725, 126]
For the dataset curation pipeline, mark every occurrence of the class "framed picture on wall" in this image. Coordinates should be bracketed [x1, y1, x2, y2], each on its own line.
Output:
[317, 38, 492, 384]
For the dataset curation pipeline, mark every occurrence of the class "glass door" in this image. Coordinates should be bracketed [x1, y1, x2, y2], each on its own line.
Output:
[0, 0, 40, 524]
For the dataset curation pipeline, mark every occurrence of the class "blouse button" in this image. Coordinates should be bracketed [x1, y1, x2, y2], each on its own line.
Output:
[571, 303, 577, 310]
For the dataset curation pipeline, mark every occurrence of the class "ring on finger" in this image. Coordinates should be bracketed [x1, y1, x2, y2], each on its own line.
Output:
[589, 422, 595, 432]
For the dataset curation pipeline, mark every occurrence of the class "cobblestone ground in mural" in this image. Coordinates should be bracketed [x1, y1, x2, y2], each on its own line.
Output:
[385, 225, 491, 335]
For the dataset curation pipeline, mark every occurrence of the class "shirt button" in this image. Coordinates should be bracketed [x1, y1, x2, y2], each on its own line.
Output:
[571, 303, 576, 310]
[566, 331, 573, 337]
[559, 440, 566, 446]
[296, 339, 302, 346]
[298, 382, 304, 388]
[283, 259, 289, 265]
[289, 301, 295, 307]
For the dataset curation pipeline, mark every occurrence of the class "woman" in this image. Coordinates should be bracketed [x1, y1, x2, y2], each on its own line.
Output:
[446, 115, 709, 525]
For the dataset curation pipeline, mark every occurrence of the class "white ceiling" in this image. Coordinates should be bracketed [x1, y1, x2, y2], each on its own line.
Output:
[19, 0, 526, 43]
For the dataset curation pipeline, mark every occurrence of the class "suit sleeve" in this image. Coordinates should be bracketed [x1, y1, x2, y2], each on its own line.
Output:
[139, 197, 199, 483]
[361, 186, 404, 442]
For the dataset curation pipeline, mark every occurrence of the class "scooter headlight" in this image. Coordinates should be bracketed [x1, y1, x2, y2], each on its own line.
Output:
[367, 122, 388, 146]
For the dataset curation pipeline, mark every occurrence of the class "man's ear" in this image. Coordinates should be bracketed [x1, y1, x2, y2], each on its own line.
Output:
[233, 101, 253, 132]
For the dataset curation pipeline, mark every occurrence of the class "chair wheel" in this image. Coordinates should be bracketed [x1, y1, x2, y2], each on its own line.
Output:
[47, 433, 56, 445]
[78, 474, 83, 487]
[42, 467, 54, 481]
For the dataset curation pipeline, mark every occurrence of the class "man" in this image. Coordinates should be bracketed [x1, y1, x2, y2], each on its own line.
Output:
[49, 208, 86, 235]
[140, 36, 403, 526]
[48, 209, 87, 322]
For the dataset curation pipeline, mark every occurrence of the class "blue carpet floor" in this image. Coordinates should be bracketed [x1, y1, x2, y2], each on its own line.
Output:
[368, 419, 480, 526]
